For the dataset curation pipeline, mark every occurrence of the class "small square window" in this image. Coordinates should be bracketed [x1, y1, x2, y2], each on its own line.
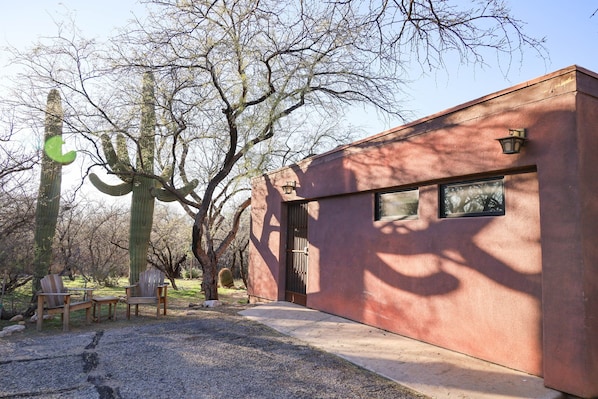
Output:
[440, 177, 505, 218]
[375, 188, 419, 221]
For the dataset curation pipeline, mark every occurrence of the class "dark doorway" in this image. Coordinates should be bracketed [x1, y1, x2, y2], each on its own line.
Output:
[285, 202, 308, 306]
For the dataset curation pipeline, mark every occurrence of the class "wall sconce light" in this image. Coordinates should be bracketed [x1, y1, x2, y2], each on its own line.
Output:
[496, 128, 527, 154]
[281, 181, 296, 194]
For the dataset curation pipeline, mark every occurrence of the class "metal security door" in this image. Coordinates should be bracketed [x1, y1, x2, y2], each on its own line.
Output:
[285, 202, 308, 306]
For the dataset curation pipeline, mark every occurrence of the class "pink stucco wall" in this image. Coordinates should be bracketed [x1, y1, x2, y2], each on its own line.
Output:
[249, 66, 598, 398]
[306, 172, 542, 375]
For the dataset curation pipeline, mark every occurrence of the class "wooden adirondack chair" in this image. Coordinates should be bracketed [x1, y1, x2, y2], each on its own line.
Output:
[37, 274, 94, 332]
[125, 269, 168, 319]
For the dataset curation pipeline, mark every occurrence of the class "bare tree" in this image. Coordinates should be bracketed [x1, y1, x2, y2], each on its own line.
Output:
[122, 0, 544, 299]
[0, 189, 36, 299]
[5, 0, 545, 300]
[55, 198, 129, 286]
[148, 205, 191, 289]
[0, 106, 38, 311]
[217, 208, 250, 281]
[0, 106, 38, 184]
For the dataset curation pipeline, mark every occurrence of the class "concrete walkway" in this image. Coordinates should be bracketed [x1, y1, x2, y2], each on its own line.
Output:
[239, 301, 564, 399]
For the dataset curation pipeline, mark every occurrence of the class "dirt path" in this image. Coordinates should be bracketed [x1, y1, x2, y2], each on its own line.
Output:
[0, 307, 427, 399]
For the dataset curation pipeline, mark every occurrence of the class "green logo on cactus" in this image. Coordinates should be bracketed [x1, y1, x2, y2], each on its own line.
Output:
[44, 136, 77, 165]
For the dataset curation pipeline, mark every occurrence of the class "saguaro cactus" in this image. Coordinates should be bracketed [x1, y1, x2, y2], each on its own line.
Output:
[32, 90, 65, 294]
[90, 72, 197, 284]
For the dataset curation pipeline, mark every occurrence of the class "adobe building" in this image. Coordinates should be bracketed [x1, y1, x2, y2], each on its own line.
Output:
[248, 65, 598, 397]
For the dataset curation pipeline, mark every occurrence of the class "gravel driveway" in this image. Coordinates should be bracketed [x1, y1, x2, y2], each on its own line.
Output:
[0, 310, 427, 399]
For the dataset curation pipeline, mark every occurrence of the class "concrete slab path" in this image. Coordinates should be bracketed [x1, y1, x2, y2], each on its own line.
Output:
[239, 301, 565, 399]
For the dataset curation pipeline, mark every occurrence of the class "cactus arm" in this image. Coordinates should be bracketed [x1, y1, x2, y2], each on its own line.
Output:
[100, 134, 121, 167]
[152, 179, 199, 202]
[100, 134, 133, 182]
[89, 173, 133, 196]
[160, 164, 173, 180]
[116, 134, 130, 162]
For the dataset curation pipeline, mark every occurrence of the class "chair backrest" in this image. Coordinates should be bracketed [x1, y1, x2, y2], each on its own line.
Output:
[138, 269, 164, 297]
[40, 274, 66, 308]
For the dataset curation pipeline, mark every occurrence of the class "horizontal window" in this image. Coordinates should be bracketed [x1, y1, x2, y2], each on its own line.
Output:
[375, 188, 419, 221]
[440, 177, 505, 218]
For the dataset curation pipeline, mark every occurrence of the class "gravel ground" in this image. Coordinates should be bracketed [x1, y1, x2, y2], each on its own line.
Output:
[0, 310, 428, 399]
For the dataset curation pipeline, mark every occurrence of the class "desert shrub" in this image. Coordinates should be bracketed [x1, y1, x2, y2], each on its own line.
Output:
[182, 268, 201, 279]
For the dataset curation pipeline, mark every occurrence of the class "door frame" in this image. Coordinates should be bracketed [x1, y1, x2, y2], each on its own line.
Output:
[284, 202, 309, 306]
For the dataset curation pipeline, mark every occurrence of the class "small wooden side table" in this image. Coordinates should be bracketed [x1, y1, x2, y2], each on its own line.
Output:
[92, 296, 119, 322]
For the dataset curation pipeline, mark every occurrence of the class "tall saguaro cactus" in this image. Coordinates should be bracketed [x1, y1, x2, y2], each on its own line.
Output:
[90, 72, 197, 284]
[32, 90, 65, 294]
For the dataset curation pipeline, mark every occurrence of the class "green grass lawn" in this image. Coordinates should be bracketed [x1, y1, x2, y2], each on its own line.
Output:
[0, 275, 248, 335]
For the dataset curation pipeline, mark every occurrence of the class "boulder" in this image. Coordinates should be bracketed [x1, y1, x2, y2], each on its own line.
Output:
[9, 314, 24, 322]
[4, 324, 25, 333]
[0, 324, 26, 337]
[202, 300, 223, 308]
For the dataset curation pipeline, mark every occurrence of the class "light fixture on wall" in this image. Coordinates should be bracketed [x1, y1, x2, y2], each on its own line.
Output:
[496, 128, 527, 154]
[281, 181, 296, 194]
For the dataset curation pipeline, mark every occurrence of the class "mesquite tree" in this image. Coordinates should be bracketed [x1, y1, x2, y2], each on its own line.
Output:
[0, 105, 38, 299]
[148, 207, 192, 289]
[117, 0, 544, 300]
[6, 0, 545, 300]
[54, 198, 130, 286]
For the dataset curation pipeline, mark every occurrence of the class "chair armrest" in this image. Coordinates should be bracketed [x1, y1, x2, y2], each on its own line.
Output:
[38, 292, 72, 307]
[125, 284, 139, 298]
[156, 284, 168, 297]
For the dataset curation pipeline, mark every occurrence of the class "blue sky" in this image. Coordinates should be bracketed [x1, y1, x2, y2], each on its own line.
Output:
[394, 1, 598, 128]
[1, 0, 597, 136]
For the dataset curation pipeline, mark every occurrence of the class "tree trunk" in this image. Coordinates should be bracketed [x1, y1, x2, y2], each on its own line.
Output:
[193, 217, 219, 300]
[202, 261, 219, 300]
[239, 247, 248, 290]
